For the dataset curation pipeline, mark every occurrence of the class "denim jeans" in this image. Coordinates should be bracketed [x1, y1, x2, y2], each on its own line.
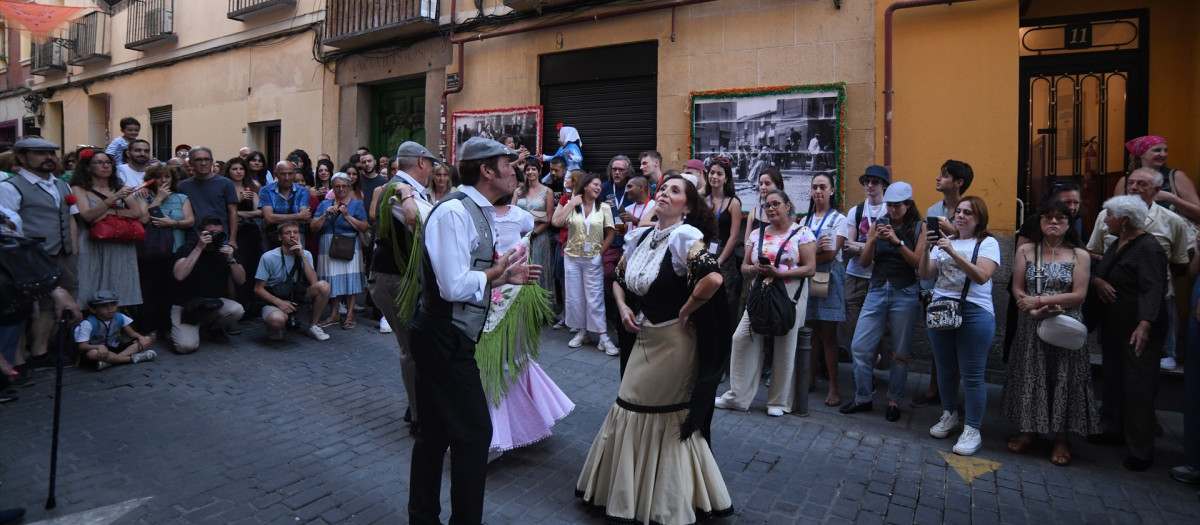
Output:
[851, 281, 920, 404]
[0, 321, 24, 364]
[928, 302, 995, 428]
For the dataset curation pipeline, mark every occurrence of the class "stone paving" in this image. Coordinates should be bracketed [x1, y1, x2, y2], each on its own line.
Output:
[1, 319, 1197, 524]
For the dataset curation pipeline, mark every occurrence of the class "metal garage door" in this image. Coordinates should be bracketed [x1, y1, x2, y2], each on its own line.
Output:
[540, 41, 657, 176]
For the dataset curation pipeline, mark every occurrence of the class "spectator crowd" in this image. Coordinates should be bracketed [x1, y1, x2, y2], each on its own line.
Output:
[1, 119, 1199, 524]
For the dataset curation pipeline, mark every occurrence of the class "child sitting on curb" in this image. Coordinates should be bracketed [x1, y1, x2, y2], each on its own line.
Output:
[75, 291, 156, 371]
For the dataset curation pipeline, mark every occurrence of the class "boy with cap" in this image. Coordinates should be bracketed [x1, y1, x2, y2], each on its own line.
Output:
[75, 291, 156, 371]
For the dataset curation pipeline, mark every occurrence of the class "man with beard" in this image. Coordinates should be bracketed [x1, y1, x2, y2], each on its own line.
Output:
[117, 139, 152, 188]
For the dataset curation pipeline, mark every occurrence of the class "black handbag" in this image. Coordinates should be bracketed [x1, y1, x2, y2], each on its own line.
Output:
[137, 223, 176, 259]
[745, 226, 805, 336]
[266, 253, 308, 301]
[0, 233, 60, 313]
[328, 233, 356, 261]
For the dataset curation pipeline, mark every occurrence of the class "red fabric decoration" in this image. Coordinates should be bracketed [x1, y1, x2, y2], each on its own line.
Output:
[77, 149, 95, 162]
[64, 194, 76, 206]
[1124, 135, 1166, 158]
[0, 1, 93, 36]
[556, 122, 563, 131]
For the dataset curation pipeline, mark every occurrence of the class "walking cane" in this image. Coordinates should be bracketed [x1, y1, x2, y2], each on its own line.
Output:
[45, 318, 67, 509]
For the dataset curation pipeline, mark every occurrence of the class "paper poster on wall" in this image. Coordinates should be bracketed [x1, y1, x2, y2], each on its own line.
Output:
[450, 106, 543, 165]
[690, 84, 846, 216]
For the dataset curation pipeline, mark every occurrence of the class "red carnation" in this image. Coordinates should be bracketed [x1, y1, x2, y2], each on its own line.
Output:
[64, 194, 76, 206]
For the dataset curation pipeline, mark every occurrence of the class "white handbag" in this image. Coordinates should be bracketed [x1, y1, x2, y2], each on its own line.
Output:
[1033, 244, 1087, 350]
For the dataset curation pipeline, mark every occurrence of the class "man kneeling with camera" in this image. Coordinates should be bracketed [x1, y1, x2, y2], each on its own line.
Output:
[171, 217, 246, 353]
[254, 220, 331, 341]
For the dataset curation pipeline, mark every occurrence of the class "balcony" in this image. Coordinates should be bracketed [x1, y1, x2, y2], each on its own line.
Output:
[126, 0, 177, 50]
[228, 0, 297, 22]
[30, 41, 67, 76]
[68, 11, 111, 65]
[324, 0, 438, 50]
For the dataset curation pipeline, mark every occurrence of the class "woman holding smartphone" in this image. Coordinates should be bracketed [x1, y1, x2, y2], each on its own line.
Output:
[840, 182, 925, 423]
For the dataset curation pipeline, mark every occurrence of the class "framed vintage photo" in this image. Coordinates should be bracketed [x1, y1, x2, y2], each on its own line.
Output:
[450, 106, 543, 165]
[690, 84, 846, 215]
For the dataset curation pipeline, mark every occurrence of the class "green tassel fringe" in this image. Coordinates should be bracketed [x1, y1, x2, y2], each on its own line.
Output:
[377, 182, 423, 323]
[475, 285, 555, 407]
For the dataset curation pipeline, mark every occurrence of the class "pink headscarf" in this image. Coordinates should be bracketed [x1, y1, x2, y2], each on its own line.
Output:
[1124, 135, 1166, 158]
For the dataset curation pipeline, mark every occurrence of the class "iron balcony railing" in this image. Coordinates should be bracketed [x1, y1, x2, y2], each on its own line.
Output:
[126, 0, 177, 50]
[31, 40, 67, 75]
[69, 11, 111, 65]
[228, 0, 297, 21]
[324, 0, 438, 47]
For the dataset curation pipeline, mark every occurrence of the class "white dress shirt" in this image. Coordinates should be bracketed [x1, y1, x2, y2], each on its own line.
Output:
[0, 169, 79, 214]
[424, 185, 496, 303]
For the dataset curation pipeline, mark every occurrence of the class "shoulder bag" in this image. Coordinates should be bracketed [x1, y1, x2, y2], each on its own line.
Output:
[804, 211, 833, 298]
[327, 203, 357, 261]
[267, 252, 308, 302]
[745, 225, 805, 336]
[88, 190, 145, 243]
[925, 240, 981, 331]
[1033, 244, 1087, 350]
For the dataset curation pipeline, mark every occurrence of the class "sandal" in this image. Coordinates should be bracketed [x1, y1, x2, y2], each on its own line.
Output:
[1007, 433, 1036, 454]
[1050, 439, 1071, 466]
[824, 392, 841, 407]
[341, 319, 356, 330]
[318, 317, 341, 328]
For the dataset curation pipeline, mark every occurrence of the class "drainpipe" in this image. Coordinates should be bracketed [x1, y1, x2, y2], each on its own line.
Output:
[438, 0, 718, 159]
[883, 0, 982, 168]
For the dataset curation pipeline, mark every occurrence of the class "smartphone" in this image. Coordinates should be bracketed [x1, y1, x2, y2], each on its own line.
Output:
[148, 206, 165, 219]
[927, 216, 940, 236]
[758, 256, 771, 265]
[877, 216, 891, 227]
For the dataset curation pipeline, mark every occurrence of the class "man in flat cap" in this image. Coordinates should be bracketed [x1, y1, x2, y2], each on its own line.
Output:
[0, 138, 80, 368]
[407, 137, 539, 525]
[367, 140, 440, 434]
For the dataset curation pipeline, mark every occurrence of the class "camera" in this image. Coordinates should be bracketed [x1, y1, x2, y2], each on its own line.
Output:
[207, 231, 227, 245]
[285, 314, 301, 331]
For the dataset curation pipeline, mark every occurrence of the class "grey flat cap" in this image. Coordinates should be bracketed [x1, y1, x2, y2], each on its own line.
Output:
[458, 137, 517, 162]
[395, 141, 438, 160]
[13, 137, 60, 151]
[86, 290, 119, 306]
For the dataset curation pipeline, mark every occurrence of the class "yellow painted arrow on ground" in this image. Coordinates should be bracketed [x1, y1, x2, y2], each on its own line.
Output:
[938, 451, 1001, 483]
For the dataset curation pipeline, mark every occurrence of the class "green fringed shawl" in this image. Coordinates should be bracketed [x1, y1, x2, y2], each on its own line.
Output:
[475, 283, 555, 407]
[376, 183, 424, 323]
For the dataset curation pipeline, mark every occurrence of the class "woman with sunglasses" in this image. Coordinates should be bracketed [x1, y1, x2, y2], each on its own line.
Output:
[717, 189, 816, 416]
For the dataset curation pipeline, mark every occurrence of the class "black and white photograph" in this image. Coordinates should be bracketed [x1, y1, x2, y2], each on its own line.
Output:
[450, 106, 543, 164]
[691, 87, 844, 214]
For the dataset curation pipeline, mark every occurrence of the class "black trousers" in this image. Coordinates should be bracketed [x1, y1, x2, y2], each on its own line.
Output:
[408, 317, 491, 525]
[1099, 328, 1162, 462]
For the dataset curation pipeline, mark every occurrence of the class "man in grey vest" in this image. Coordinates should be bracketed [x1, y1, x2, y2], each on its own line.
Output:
[0, 138, 79, 367]
[407, 137, 538, 525]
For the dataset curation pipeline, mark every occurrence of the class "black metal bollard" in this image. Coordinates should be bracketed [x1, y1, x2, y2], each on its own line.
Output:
[793, 326, 813, 417]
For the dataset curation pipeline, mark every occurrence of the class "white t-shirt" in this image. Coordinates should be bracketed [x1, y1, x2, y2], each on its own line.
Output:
[494, 206, 535, 253]
[929, 237, 1002, 314]
[116, 164, 146, 188]
[623, 200, 655, 225]
[843, 201, 888, 278]
[803, 209, 847, 264]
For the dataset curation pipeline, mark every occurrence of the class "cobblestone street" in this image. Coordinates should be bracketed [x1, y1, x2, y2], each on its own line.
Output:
[1, 320, 1197, 524]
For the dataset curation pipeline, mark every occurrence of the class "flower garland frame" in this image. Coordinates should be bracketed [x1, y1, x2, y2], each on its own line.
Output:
[689, 83, 847, 217]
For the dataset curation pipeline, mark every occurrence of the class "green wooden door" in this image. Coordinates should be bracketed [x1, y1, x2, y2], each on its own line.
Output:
[371, 78, 426, 160]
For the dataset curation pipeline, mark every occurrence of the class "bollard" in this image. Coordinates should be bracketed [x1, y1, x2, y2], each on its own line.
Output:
[793, 326, 813, 417]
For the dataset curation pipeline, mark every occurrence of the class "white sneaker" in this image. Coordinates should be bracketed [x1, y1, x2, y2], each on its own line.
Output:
[307, 325, 331, 341]
[929, 410, 959, 439]
[598, 337, 619, 356]
[1161, 357, 1177, 370]
[95, 361, 111, 371]
[130, 350, 156, 364]
[570, 327, 580, 334]
[338, 304, 348, 315]
[953, 425, 982, 456]
[379, 318, 393, 334]
[766, 407, 785, 417]
[568, 331, 587, 348]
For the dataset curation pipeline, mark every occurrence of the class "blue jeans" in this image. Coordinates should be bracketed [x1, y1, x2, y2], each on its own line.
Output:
[0, 321, 23, 365]
[851, 282, 921, 404]
[928, 302, 995, 428]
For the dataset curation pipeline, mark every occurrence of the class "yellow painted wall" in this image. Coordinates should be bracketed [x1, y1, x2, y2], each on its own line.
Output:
[874, 0, 1019, 231]
[1022, 0, 1200, 186]
[438, 0, 877, 192]
[45, 36, 327, 161]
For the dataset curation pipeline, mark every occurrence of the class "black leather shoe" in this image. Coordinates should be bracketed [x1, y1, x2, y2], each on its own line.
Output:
[885, 404, 901, 422]
[1124, 456, 1153, 472]
[839, 401, 873, 414]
